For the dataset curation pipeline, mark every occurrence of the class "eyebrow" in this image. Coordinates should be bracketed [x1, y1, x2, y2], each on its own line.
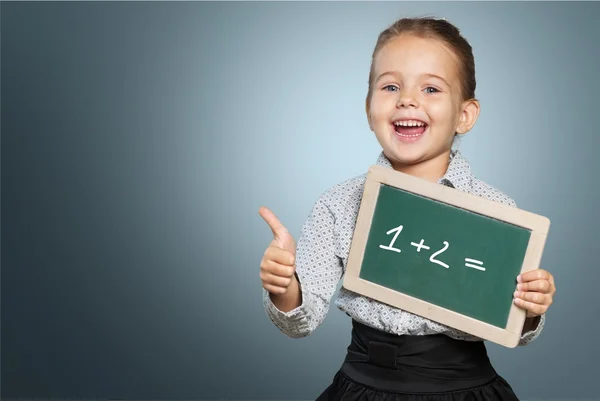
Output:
[375, 71, 451, 88]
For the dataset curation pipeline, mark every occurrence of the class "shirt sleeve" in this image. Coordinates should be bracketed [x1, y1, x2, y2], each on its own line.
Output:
[263, 196, 343, 338]
[518, 314, 545, 346]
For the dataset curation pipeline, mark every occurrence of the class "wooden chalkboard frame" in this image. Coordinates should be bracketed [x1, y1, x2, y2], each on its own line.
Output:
[342, 165, 551, 348]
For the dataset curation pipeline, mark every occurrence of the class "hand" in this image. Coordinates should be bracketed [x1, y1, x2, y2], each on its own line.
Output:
[258, 206, 298, 296]
[514, 269, 556, 318]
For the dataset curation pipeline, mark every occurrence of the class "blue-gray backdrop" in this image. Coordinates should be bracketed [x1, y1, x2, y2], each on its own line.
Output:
[2, 1, 598, 400]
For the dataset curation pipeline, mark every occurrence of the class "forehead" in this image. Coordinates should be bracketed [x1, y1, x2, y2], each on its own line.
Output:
[373, 34, 460, 82]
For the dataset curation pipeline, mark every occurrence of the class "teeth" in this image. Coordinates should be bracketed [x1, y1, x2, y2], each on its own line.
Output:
[393, 120, 426, 127]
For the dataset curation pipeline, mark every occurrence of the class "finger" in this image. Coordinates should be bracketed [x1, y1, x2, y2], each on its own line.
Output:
[264, 246, 295, 267]
[261, 258, 295, 278]
[514, 290, 550, 305]
[263, 283, 288, 295]
[260, 271, 293, 288]
[516, 279, 552, 293]
[518, 269, 552, 284]
[513, 297, 548, 316]
[259, 206, 289, 239]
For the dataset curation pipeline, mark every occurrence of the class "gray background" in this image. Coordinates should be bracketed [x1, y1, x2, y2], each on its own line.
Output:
[2, 1, 598, 400]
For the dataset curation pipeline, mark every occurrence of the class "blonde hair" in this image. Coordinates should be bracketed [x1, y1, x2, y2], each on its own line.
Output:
[366, 17, 476, 108]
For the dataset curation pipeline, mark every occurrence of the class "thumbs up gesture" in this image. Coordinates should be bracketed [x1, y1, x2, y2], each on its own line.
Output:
[258, 206, 298, 297]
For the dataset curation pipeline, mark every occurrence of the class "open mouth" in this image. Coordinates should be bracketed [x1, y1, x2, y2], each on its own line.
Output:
[392, 119, 428, 141]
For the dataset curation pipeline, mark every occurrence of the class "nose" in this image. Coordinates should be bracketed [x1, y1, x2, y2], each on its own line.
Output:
[397, 88, 419, 108]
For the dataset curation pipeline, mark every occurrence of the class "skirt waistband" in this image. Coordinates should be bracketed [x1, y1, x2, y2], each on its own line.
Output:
[341, 320, 498, 393]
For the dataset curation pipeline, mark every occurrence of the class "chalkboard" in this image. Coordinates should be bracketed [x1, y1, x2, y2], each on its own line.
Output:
[343, 166, 550, 348]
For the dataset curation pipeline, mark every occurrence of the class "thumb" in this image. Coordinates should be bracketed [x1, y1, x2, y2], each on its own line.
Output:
[259, 206, 296, 252]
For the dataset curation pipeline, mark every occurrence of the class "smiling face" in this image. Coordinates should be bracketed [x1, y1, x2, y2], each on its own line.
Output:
[366, 33, 480, 180]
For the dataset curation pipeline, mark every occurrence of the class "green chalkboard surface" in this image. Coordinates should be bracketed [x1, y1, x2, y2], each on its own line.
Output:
[343, 165, 550, 347]
[359, 184, 531, 328]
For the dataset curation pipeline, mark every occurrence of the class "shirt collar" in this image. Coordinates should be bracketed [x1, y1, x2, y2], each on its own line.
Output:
[374, 150, 473, 193]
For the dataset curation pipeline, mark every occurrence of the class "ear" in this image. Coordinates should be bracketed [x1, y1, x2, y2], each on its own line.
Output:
[455, 99, 480, 135]
[365, 97, 373, 131]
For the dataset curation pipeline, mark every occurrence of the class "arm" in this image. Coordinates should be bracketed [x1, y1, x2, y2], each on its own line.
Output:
[518, 314, 545, 346]
[263, 197, 343, 338]
[268, 272, 302, 313]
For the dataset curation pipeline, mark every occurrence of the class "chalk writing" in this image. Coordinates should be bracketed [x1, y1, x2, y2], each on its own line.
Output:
[410, 239, 430, 252]
[379, 225, 403, 253]
[430, 241, 450, 268]
[465, 258, 485, 271]
[378, 225, 484, 272]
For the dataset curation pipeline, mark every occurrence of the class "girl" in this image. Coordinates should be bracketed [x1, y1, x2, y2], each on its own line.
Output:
[258, 17, 556, 400]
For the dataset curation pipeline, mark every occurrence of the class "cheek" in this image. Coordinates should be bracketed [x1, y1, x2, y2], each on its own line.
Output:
[368, 105, 387, 124]
[369, 94, 394, 123]
[428, 102, 457, 126]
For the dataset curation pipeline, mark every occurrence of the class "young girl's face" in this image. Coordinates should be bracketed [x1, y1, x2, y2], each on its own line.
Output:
[367, 33, 478, 174]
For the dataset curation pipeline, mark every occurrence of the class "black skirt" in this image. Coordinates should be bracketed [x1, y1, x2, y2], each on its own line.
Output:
[316, 320, 520, 401]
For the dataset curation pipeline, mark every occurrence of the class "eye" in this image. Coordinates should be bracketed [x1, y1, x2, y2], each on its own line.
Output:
[382, 84, 399, 92]
[424, 87, 440, 94]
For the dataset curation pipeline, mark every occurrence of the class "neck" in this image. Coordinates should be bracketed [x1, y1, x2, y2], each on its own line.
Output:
[390, 150, 452, 183]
